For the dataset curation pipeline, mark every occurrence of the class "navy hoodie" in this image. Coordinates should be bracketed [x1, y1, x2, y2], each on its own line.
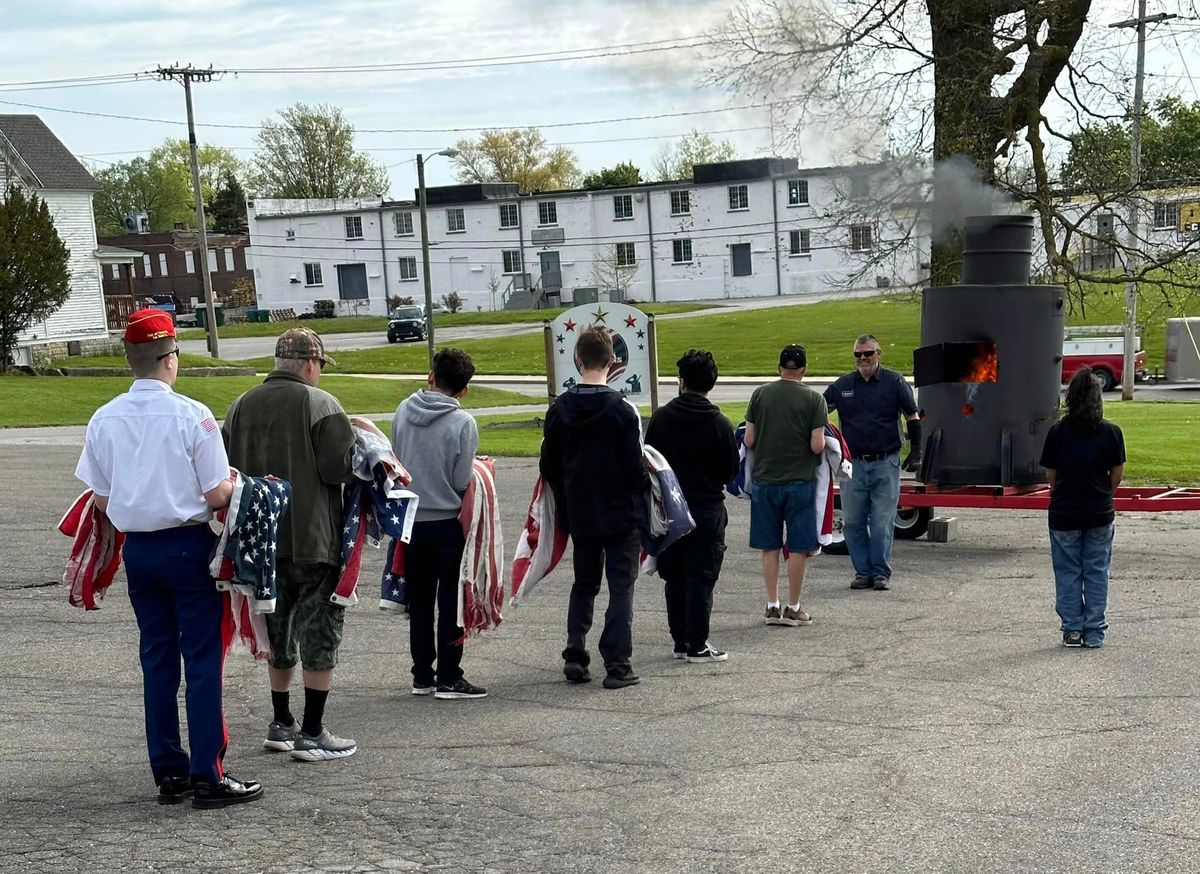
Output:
[539, 385, 647, 537]
[645, 393, 740, 510]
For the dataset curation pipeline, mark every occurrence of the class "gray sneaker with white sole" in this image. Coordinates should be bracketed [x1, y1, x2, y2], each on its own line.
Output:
[290, 728, 358, 762]
[262, 720, 299, 752]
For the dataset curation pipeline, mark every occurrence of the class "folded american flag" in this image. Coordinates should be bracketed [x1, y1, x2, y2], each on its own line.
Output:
[510, 475, 568, 605]
[335, 420, 418, 608]
[816, 423, 852, 548]
[456, 457, 504, 642]
[639, 445, 696, 576]
[58, 490, 124, 611]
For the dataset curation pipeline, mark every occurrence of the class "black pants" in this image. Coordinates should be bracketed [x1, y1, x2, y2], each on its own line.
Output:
[563, 529, 640, 671]
[406, 518, 466, 687]
[657, 504, 728, 652]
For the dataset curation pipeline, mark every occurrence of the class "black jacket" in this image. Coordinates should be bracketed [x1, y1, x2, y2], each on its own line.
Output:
[645, 393, 740, 510]
[539, 385, 647, 537]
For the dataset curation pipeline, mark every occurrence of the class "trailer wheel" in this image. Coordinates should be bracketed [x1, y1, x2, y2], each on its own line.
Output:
[1093, 367, 1116, 392]
[825, 495, 849, 555]
[894, 506, 933, 540]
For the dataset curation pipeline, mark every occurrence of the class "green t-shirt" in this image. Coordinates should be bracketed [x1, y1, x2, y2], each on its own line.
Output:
[744, 379, 829, 484]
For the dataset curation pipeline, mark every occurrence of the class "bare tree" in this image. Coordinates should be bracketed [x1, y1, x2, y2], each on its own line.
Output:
[591, 245, 638, 301]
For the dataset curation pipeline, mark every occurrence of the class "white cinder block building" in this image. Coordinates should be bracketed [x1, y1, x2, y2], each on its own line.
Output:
[0, 115, 111, 364]
[246, 158, 930, 315]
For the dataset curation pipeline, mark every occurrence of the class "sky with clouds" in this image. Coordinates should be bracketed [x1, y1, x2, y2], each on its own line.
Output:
[0, 0, 1196, 198]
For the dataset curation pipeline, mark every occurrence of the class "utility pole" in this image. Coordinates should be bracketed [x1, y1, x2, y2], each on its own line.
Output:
[415, 148, 459, 370]
[155, 65, 223, 359]
[1110, 4, 1176, 401]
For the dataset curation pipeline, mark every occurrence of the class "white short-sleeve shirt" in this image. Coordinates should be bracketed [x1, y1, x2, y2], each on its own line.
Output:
[75, 379, 230, 533]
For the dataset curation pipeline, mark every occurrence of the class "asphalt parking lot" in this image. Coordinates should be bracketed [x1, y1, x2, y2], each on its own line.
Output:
[2, 446, 1199, 873]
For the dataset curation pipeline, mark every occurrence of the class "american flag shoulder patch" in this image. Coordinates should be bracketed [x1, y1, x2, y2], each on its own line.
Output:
[200, 417, 218, 434]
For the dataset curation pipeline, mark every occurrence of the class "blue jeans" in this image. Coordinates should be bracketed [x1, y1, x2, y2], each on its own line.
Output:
[1049, 523, 1114, 640]
[840, 454, 901, 580]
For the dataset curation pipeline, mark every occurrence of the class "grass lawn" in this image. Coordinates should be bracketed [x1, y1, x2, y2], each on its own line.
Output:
[264, 289, 1199, 377]
[411, 401, 1200, 487]
[47, 353, 246, 370]
[176, 302, 715, 341]
[0, 375, 539, 428]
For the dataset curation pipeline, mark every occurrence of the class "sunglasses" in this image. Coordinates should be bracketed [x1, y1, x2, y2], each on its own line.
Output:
[155, 346, 180, 362]
[853, 350, 879, 359]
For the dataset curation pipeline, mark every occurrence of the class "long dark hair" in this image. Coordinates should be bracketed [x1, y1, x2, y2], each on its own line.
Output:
[1064, 366, 1104, 429]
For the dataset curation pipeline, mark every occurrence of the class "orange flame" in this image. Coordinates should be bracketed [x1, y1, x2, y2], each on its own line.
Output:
[959, 343, 998, 383]
[962, 404, 975, 416]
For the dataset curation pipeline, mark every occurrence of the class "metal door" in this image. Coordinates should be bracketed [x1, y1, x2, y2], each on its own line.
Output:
[539, 251, 562, 291]
[336, 263, 369, 300]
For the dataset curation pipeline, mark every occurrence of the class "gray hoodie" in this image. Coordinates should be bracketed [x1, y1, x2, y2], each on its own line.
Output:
[390, 389, 480, 521]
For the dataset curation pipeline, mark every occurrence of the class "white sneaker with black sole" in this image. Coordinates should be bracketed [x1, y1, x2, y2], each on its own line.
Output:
[686, 644, 729, 663]
[290, 728, 358, 762]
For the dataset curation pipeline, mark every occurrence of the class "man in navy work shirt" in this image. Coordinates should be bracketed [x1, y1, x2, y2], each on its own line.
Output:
[823, 333, 920, 591]
[75, 308, 263, 809]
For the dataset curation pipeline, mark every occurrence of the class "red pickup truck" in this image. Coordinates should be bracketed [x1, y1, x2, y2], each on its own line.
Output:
[1061, 329, 1148, 391]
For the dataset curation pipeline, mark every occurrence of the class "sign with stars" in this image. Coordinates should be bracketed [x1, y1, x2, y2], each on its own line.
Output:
[547, 302, 655, 402]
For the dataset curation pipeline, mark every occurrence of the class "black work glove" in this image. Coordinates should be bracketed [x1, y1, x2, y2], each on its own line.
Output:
[901, 418, 923, 472]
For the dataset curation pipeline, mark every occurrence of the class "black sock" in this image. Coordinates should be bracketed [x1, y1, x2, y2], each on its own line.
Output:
[271, 690, 293, 726]
[301, 687, 329, 737]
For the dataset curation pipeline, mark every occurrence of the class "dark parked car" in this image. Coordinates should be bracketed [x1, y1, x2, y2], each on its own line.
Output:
[388, 306, 426, 343]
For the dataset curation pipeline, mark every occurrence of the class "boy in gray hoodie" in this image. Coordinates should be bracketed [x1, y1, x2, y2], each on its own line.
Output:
[390, 348, 484, 699]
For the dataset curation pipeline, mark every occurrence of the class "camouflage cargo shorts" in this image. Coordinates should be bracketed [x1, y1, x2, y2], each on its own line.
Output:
[265, 561, 345, 671]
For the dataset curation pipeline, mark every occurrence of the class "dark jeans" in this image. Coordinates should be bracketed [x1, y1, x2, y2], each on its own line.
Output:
[406, 519, 466, 687]
[657, 504, 728, 652]
[563, 529, 640, 671]
[122, 525, 226, 786]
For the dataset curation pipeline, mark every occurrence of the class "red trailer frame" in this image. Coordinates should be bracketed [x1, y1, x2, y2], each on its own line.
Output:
[899, 483, 1200, 513]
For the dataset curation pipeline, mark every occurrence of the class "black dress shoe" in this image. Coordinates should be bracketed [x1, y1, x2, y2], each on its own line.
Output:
[157, 776, 193, 805]
[191, 774, 264, 809]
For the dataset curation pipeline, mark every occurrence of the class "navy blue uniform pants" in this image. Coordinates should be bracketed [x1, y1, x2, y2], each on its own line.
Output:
[122, 526, 227, 785]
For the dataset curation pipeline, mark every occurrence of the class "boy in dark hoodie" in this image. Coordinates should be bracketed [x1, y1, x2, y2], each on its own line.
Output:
[540, 325, 647, 689]
[390, 348, 485, 700]
[646, 349, 740, 663]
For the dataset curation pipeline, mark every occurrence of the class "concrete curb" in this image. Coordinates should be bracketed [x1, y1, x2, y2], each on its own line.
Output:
[57, 366, 257, 377]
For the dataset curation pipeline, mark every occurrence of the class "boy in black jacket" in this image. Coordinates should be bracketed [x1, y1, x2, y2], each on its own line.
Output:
[540, 325, 647, 689]
[645, 350, 740, 662]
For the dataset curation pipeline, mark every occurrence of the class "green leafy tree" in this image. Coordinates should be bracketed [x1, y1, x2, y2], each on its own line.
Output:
[147, 139, 243, 207]
[452, 128, 580, 193]
[252, 103, 388, 198]
[1062, 98, 1200, 190]
[582, 162, 643, 189]
[0, 186, 72, 371]
[92, 157, 193, 235]
[652, 130, 737, 181]
[210, 173, 248, 233]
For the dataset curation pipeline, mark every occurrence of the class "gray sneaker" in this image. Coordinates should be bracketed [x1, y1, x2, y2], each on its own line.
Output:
[262, 720, 299, 752]
[764, 605, 784, 625]
[850, 574, 873, 589]
[290, 728, 358, 762]
[781, 606, 813, 626]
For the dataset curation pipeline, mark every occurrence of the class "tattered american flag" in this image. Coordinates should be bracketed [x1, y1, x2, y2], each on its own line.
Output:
[510, 475, 568, 605]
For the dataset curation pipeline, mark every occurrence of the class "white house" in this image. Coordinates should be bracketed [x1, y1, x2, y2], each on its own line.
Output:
[246, 158, 931, 315]
[0, 115, 110, 364]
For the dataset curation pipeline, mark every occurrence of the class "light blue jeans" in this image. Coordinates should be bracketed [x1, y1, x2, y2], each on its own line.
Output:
[840, 454, 902, 581]
[1049, 523, 1114, 641]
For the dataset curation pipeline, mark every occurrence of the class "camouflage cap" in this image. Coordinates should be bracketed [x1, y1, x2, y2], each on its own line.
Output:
[275, 327, 336, 366]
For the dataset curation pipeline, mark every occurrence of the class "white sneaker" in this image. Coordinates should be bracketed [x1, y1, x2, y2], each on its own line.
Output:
[290, 728, 358, 762]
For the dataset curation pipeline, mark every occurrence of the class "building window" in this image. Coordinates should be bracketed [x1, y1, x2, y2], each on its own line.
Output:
[728, 184, 749, 211]
[672, 239, 693, 264]
[731, 243, 752, 276]
[398, 256, 418, 281]
[789, 229, 811, 255]
[850, 175, 870, 199]
[613, 194, 634, 221]
[850, 224, 874, 252]
[345, 216, 363, 239]
[158, 253, 168, 276]
[108, 264, 118, 280]
[304, 263, 323, 286]
[394, 211, 413, 236]
[185, 251, 195, 274]
[788, 179, 809, 206]
[141, 254, 151, 277]
[207, 250, 217, 272]
[1153, 201, 1180, 229]
[499, 203, 519, 229]
[447, 208, 465, 233]
[222, 249, 234, 272]
[286, 228, 296, 240]
[670, 190, 691, 215]
[502, 250, 523, 274]
[615, 242, 636, 267]
[538, 200, 558, 226]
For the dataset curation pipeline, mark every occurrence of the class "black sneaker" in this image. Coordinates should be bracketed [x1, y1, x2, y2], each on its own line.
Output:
[156, 776, 192, 806]
[602, 667, 640, 689]
[850, 574, 873, 589]
[1062, 631, 1084, 648]
[564, 662, 591, 684]
[434, 678, 488, 699]
[686, 643, 729, 663]
[191, 774, 263, 809]
[672, 644, 687, 660]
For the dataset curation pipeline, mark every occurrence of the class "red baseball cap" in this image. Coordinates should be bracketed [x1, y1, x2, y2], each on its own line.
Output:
[124, 308, 176, 344]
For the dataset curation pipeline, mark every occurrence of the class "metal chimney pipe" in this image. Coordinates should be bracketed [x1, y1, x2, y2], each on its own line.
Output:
[960, 214, 1035, 285]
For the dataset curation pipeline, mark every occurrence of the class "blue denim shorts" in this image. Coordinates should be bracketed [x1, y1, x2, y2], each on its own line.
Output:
[749, 479, 819, 553]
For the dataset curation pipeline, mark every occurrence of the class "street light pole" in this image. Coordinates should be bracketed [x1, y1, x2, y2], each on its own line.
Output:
[416, 148, 459, 370]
